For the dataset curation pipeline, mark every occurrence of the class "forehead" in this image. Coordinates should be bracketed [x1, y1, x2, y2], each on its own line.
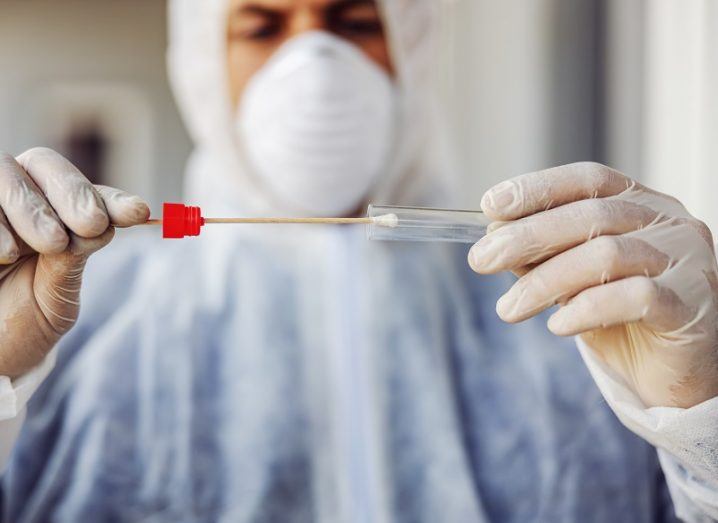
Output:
[229, 0, 352, 9]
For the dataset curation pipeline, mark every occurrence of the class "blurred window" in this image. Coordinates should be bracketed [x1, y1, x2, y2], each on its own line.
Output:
[62, 121, 108, 185]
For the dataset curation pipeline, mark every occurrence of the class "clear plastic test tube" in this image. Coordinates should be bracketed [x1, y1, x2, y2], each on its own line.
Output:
[367, 205, 491, 244]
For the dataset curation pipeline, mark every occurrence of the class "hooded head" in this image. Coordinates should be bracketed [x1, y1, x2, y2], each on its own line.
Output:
[168, 0, 454, 216]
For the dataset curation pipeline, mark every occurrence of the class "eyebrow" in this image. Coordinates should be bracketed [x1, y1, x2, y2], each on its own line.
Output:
[332, 0, 376, 8]
[235, 5, 280, 16]
[237, 0, 374, 13]
[327, 0, 378, 16]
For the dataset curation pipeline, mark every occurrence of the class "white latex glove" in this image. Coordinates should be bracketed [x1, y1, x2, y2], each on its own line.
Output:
[468, 162, 718, 409]
[0, 148, 149, 379]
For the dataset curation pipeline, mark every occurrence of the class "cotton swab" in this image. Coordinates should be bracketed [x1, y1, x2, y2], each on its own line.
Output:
[125, 203, 398, 239]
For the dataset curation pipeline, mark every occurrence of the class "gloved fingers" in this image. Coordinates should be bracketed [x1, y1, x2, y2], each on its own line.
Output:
[469, 198, 660, 274]
[16, 147, 109, 238]
[486, 221, 510, 234]
[547, 276, 691, 336]
[0, 152, 69, 254]
[673, 216, 716, 252]
[34, 228, 115, 335]
[511, 265, 534, 278]
[0, 209, 20, 264]
[94, 185, 150, 227]
[65, 227, 116, 258]
[487, 221, 535, 277]
[481, 162, 633, 221]
[495, 235, 671, 323]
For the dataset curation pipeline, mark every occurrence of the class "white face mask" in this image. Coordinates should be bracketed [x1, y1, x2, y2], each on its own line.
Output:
[236, 31, 396, 216]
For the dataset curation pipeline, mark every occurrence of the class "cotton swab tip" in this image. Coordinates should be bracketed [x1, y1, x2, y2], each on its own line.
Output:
[372, 213, 399, 228]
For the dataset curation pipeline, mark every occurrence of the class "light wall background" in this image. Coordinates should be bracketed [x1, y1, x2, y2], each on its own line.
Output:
[1, 0, 716, 230]
[0, 0, 191, 212]
[442, 0, 718, 232]
[438, 0, 601, 201]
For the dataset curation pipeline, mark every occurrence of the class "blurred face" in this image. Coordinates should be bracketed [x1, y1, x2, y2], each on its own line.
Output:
[226, 0, 393, 107]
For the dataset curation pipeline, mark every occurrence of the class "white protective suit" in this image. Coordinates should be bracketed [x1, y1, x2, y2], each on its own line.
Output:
[0, 1, 717, 522]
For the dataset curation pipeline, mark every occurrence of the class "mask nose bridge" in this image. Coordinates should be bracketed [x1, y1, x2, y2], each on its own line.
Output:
[290, 31, 351, 58]
[315, 46, 334, 58]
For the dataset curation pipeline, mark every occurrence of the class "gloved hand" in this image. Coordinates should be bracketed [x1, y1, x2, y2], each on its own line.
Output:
[469, 162, 718, 409]
[0, 148, 149, 379]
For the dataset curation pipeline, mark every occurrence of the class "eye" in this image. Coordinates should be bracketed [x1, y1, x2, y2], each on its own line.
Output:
[240, 22, 282, 40]
[329, 2, 384, 37]
[335, 18, 383, 36]
[228, 9, 283, 42]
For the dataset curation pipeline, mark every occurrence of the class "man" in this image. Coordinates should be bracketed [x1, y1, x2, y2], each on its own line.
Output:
[0, 0, 716, 521]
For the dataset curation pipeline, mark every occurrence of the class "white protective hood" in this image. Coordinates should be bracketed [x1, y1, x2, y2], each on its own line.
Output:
[167, 0, 456, 217]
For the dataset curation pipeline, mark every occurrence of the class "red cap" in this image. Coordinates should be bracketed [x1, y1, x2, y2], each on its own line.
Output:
[163, 203, 205, 239]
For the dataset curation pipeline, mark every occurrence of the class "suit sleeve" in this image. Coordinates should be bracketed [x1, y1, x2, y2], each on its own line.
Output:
[577, 338, 718, 522]
[0, 351, 56, 471]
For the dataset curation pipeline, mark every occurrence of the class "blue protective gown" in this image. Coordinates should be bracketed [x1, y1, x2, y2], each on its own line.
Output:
[1, 225, 677, 522]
